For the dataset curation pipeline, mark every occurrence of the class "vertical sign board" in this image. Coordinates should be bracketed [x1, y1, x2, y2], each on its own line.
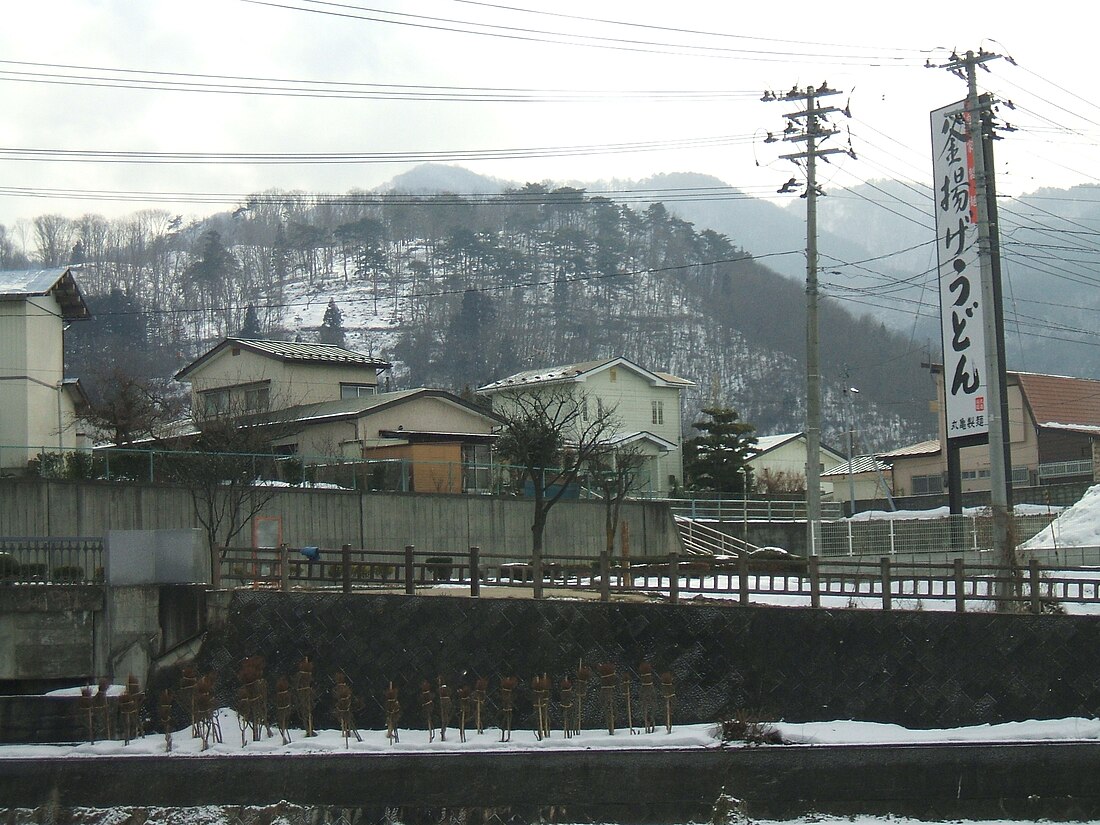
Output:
[931, 100, 989, 446]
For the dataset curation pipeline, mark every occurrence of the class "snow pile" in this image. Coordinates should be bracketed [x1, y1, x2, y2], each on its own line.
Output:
[774, 716, 1100, 745]
[1020, 483, 1100, 548]
[850, 502, 1061, 521]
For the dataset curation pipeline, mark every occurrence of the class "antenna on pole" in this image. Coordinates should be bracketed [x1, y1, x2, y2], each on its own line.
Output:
[764, 83, 852, 556]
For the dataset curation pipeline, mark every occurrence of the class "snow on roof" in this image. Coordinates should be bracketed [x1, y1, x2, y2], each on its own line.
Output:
[1039, 422, 1100, 436]
[601, 430, 677, 451]
[0, 267, 89, 319]
[477, 356, 693, 393]
[751, 432, 801, 455]
[1017, 372, 1100, 430]
[750, 432, 845, 461]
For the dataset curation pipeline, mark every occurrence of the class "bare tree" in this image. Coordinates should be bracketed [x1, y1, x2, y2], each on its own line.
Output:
[75, 367, 184, 447]
[493, 387, 619, 597]
[588, 442, 650, 557]
[163, 397, 300, 566]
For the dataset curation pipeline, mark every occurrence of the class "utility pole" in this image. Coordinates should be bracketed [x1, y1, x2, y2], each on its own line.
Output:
[764, 83, 852, 555]
[933, 51, 1016, 582]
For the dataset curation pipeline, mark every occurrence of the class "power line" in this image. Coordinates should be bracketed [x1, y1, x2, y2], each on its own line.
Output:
[0, 133, 752, 165]
[0, 59, 759, 103]
[241, 0, 933, 64]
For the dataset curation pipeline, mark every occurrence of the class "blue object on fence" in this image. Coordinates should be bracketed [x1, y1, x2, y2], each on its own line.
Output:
[300, 546, 320, 561]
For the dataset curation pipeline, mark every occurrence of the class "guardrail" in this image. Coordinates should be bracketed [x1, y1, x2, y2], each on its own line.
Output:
[216, 544, 1097, 614]
[0, 537, 104, 584]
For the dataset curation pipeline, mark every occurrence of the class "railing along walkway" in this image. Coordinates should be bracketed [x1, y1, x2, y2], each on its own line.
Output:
[217, 544, 1098, 615]
[674, 515, 758, 556]
[0, 537, 104, 584]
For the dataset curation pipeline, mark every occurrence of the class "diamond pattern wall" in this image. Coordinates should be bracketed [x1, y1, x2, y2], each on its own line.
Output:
[181, 592, 1100, 732]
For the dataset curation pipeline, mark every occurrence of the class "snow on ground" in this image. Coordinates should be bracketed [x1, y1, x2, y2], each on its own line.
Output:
[0, 711, 717, 758]
[3, 712, 1099, 759]
[1021, 484, 1100, 549]
[281, 271, 404, 370]
[849, 502, 1065, 521]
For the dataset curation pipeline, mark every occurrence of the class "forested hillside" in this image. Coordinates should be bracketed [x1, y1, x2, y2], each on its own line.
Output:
[1, 184, 937, 450]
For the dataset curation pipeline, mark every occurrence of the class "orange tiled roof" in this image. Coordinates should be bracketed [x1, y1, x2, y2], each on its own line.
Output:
[1015, 372, 1100, 430]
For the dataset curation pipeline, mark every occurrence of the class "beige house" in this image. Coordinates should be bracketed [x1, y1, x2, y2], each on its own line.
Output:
[0, 268, 90, 472]
[748, 432, 846, 498]
[263, 389, 501, 493]
[889, 368, 1100, 497]
[175, 337, 391, 418]
[477, 357, 694, 496]
[821, 455, 894, 510]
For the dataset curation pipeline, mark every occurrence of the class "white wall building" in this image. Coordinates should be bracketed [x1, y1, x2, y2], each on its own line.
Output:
[0, 268, 90, 472]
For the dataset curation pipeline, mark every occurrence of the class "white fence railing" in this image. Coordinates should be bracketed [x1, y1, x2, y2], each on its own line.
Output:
[668, 498, 844, 521]
[818, 513, 1058, 558]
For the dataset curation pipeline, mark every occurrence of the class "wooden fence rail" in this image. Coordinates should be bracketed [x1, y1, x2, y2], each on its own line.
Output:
[216, 545, 1100, 615]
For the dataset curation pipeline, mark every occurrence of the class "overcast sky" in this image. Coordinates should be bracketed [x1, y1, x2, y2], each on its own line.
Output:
[1, 0, 1097, 233]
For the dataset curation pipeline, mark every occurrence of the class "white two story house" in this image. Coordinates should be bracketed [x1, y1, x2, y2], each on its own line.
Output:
[477, 356, 694, 496]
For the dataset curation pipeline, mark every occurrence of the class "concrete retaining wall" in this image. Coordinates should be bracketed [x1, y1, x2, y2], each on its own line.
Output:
[0, 584, 207, 699]
[4, 744, 1100, 820]
[0, 479, 680, 559]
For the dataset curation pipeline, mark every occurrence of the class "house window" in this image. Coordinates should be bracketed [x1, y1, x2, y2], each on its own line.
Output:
[244, 386, 270, 412]
[341, 383, 376, 399]
[912, 474, 945, 494]
[651, 399, 664, 425]
[201, 389, 229, 417]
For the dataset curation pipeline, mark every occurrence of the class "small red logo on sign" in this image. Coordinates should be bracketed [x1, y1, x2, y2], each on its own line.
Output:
[975, 397, 985, 411]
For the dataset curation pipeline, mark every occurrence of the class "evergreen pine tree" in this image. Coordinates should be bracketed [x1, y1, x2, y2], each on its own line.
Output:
[318, 299, 346, 348]
[683, 407, 758, 494]
[238, 304, 262, 339]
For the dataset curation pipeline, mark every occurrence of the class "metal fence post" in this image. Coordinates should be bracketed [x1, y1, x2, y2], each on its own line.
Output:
[954, 558, 966, 613]
[880, 557, 892, 611]
[470, 546, 480, 597]
[279, 543, 289, 592]
[1029, 558, 1041, 614]
[738, 552, 750, 607]
[148, 451, 154, 483]
[404, 545, 415, 595]
[342, 543, 352, 594]
[889, 521, 896, 555]
[668, 551, 679, 605]
[809, 556, 821, 609]
[599, 551, 610, 602]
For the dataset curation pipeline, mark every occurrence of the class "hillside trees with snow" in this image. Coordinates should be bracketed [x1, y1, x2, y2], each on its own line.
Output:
[6, 187, 933, 449]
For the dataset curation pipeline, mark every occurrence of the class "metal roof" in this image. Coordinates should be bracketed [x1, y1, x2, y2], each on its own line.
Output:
[267, 388, 502, 427]
[822, 455, 891, 477]
[0, 267, 89, 320]
[176, 337, 391, 379]
[878, 439, 941, 459]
